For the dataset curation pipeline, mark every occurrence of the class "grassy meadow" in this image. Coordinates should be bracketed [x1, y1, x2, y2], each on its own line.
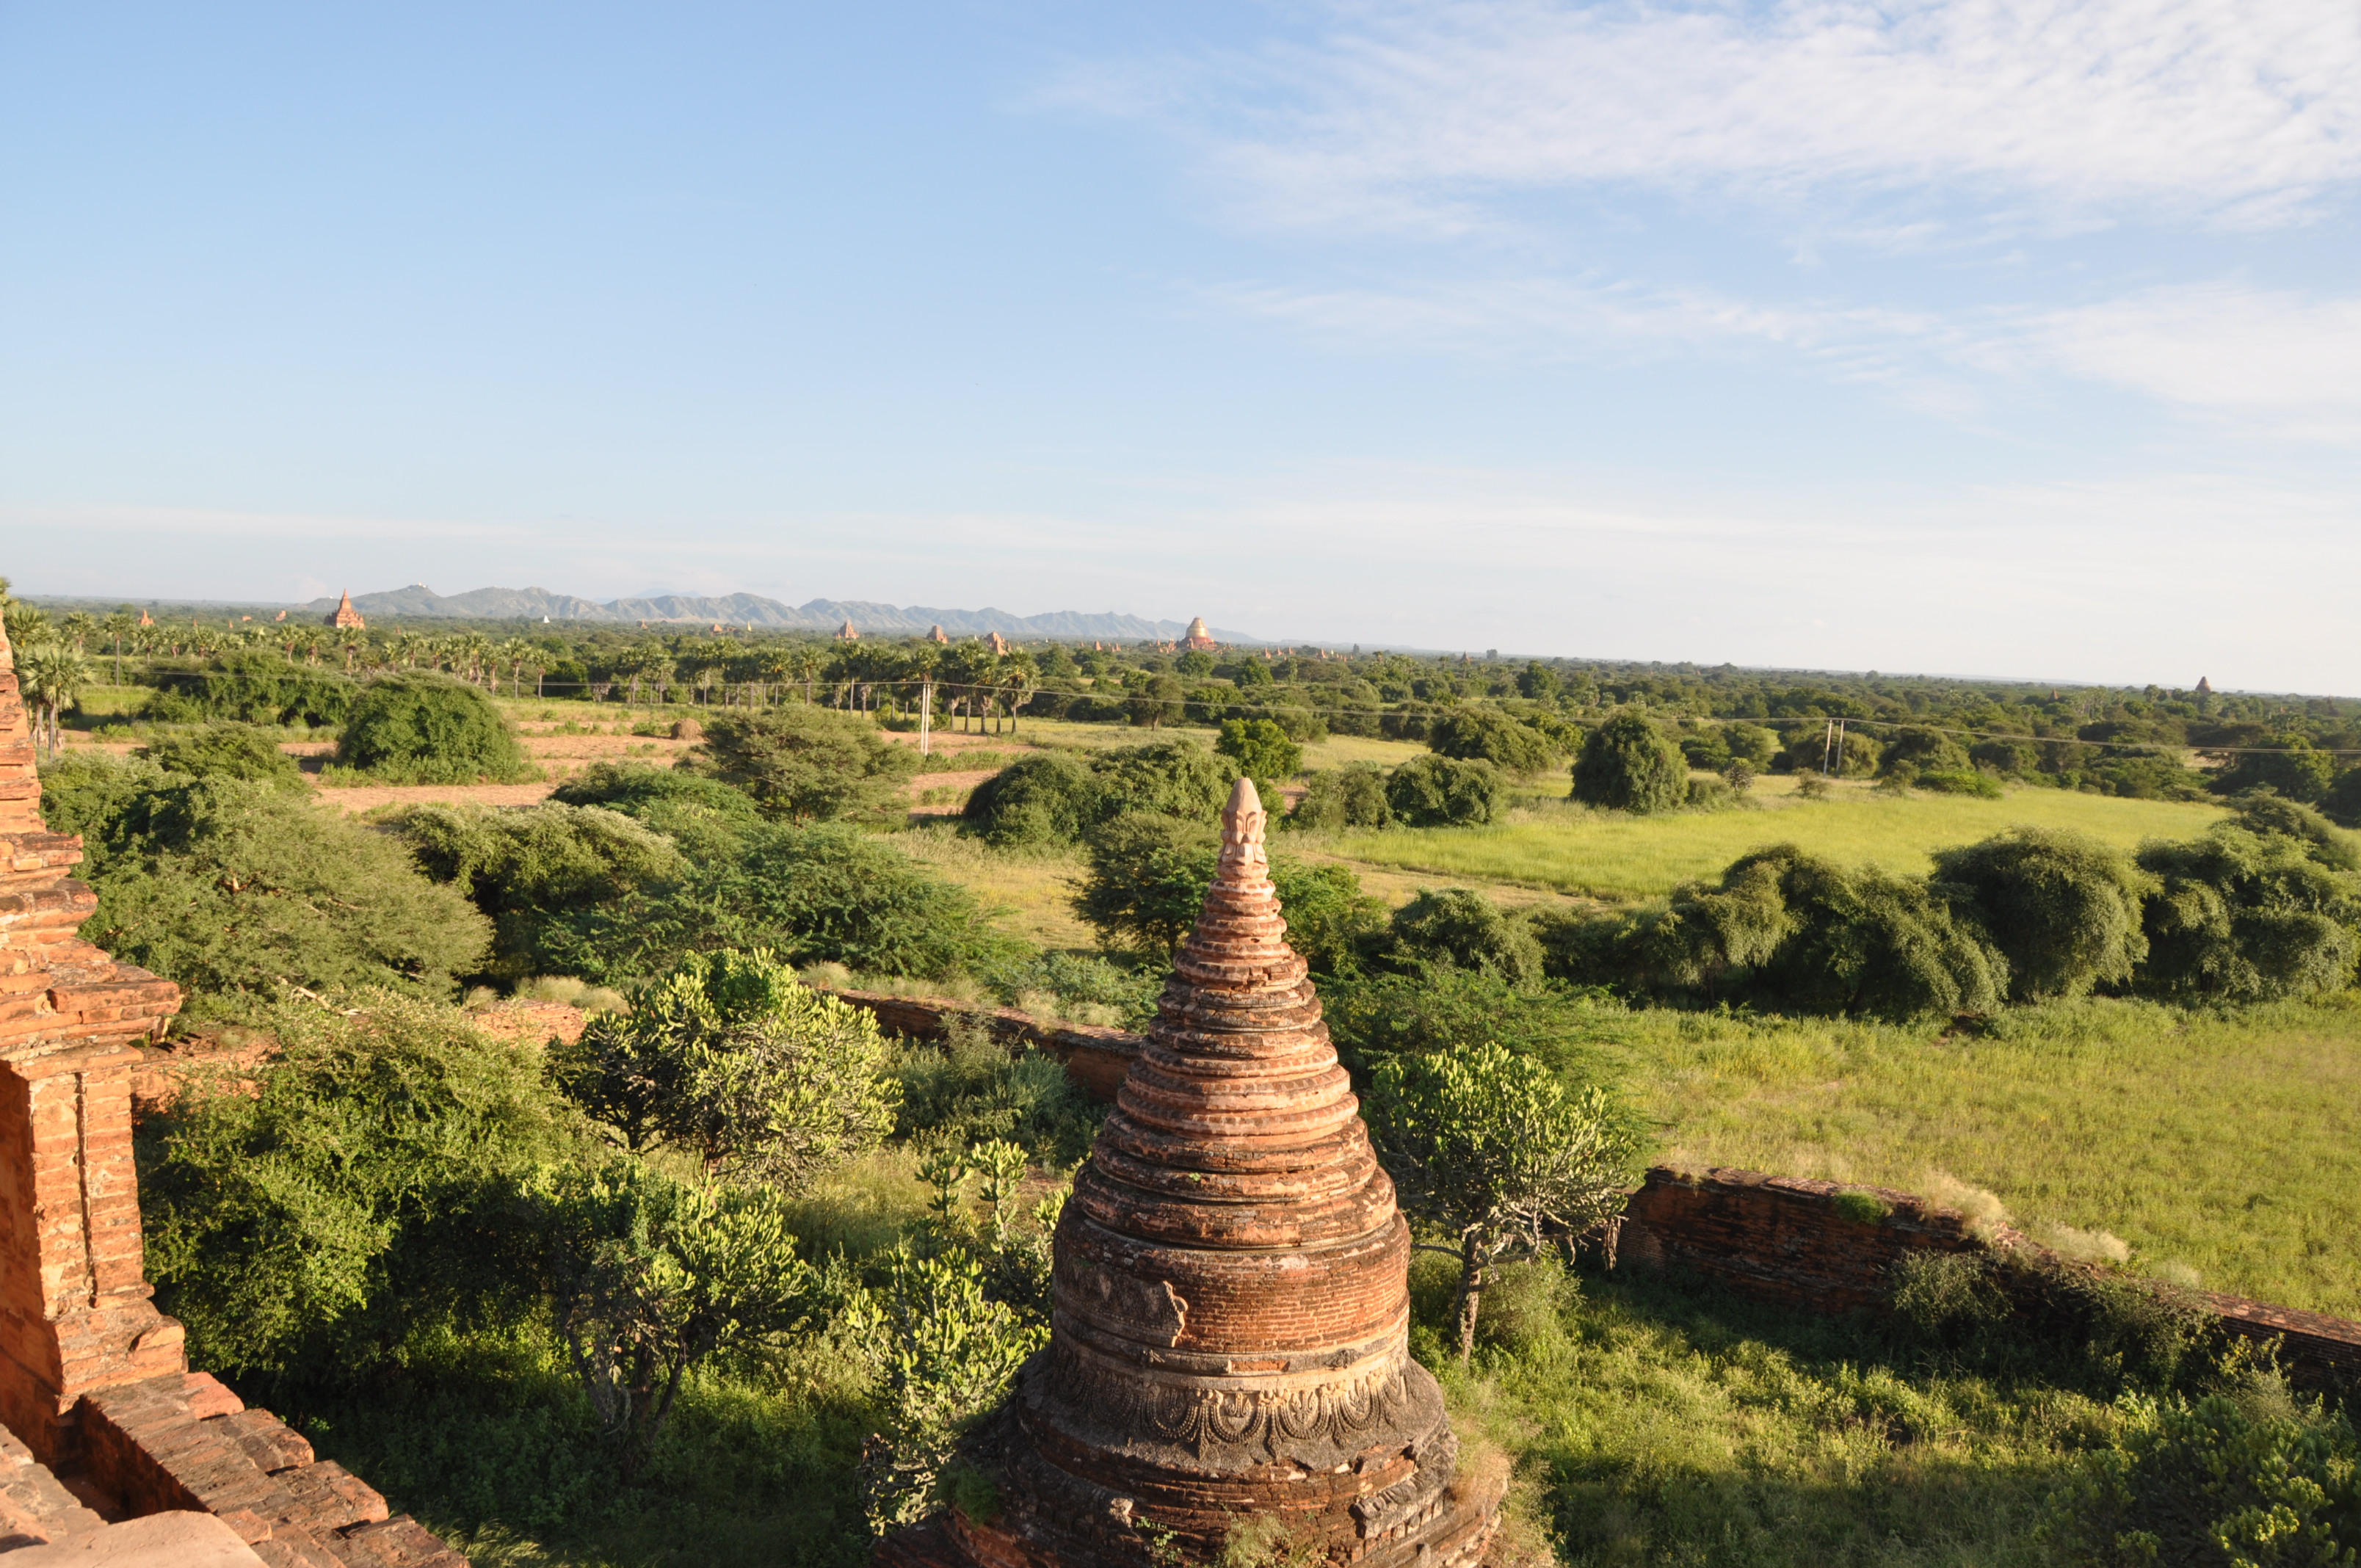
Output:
[1319, 780, 2235, 901]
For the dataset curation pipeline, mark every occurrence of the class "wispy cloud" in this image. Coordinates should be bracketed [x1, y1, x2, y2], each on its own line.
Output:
[1128, 0, 2361, 237]
[1209, 272, 2361, 440]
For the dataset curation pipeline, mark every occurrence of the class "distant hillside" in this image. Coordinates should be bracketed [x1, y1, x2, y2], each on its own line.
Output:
[294, 585, 1261, 642]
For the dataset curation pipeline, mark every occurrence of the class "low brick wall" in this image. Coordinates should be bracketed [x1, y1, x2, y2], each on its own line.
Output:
[1620, 1165, 2361, 1393]
[823, 988, 1143, 1103]
[79, 1372, 463, 1567]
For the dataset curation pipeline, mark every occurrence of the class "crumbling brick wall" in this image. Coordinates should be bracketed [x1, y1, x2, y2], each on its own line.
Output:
[1620, 1164, 2361, 1393]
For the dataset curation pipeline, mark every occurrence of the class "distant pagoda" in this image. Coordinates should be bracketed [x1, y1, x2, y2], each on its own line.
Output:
[322, 589, 366, 630]
[1182, 617, 1216, 650]
[838, 620, 860, 641]
[891, 781, 1501, 1568]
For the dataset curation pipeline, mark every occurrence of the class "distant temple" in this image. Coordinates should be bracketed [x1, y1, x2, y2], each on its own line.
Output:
[987, 631, 1009, 656]
[929, 625, 949, 644]
[322, 589, 365, 630]
[1183, 615, 1216, 650]
[837, 620, 860, 642]
[2197, 677, 2213, 694]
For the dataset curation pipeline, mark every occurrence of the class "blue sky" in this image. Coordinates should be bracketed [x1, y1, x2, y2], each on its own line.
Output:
[4, 1, 2357, 689]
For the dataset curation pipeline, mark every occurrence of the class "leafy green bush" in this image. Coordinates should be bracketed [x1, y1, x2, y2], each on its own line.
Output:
[1916, 769, 2003, 798]
[1571, 714, 1687, 814]
[551, 950, 899, 1188]
[1387, 888, 1544, 986]
[1286, 763, 1393, 832]
[388, 801, 684, 981]
[1749, 849, 2006, 1020]
[892, 1015, 1102, 1165]
[137, 722, 305, 785]
[49, 763, 490, 1010]
[2043, 1370, 2358, 1564]
[2209, 740, 2336, 804]
[336, 672, 536, 784]
[1385, 754, 1506, 828]
[2137, 821, 2361, 1000]
[1090, 739, 1238, 822]
[2321, 766, 2361, 830]
[960, 753, 1103, 847]
[1427, 707, 1560, 775]
[144, 651, 356, 727]
[681, 708, 915, 823]
[1216, 717, 1302, 790]
[139, 992, 576, 1377]
[1932, 828, 2151, 1001]
[551, 760, 761, 826]
[1684, 774, 1738, 811]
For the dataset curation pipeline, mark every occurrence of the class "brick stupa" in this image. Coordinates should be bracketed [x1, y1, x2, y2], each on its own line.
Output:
[913, 780, 1501, 1568]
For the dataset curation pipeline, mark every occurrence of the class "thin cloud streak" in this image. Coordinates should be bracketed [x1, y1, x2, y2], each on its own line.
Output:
[1157, 0, 2361, 236]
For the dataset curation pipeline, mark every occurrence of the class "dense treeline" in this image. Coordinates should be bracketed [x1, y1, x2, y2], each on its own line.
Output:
[20, 580, 2361, 816]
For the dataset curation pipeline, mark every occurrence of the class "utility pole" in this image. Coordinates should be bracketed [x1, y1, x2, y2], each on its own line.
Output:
[919, 675, 933, 758]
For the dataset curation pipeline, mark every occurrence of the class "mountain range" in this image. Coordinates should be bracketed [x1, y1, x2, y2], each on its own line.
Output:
[295, 585, 1261, 643]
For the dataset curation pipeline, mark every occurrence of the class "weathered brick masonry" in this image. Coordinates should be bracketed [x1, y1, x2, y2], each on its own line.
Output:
[0, 610, 465, 1564]
[885, 781, 1501, 1568]
[1623, 1165, 2361, 1393]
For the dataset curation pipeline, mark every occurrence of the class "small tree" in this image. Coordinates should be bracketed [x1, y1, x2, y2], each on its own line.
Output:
[553, 948, 900, 1187]
[532, 1158, 812, 1477]
[1427, 707, 1559, 774]
[336, 671, 535, 783]
[1288, 764, 1393, 832]
[1570, 714, 1687, 813]
[1384, 754, 1506, 827]
[962, 752, 1103, 847]
[685, 707, 916, 823]
[137, 723, 306, 785]
[1932, 828, 2152, 1001]
[1368, 1044, 1636, 1361]
[1216, 718, 1302, 793]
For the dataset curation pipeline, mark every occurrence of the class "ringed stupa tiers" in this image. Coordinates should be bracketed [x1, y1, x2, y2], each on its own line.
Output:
[899, 780, 1501, 1568]
[1182, 617, 1216, 651]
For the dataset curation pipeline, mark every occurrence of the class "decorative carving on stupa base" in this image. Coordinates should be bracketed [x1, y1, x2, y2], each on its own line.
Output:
[885, 780, 1501, 1568]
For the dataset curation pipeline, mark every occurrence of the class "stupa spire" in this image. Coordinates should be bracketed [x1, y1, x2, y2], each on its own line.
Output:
[915, 777, 1500, 1568]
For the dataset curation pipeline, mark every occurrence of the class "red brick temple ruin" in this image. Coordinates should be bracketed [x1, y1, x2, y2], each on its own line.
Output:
[322, 591, 366, 631]
[892, 780, 1501, 1568]
[0, 610, 460, 1565]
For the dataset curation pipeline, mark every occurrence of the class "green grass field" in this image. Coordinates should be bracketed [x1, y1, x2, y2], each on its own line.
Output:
[1589, 995, 2361, 1317]
[1320, 783, 2237, 902]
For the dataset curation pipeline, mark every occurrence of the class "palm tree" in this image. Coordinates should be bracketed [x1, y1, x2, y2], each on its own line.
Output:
[61, 611, 95, 652]
[101, 611, 137, 684]
[337, 626, 367, 673]
[15, 642, 93, 757]
[998, 647, 1039, 734]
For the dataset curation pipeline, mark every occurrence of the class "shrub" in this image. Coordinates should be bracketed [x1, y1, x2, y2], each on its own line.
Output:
[1969, 738, 2041, 777]
[1570, 714, 1686, 814]
[1385, 754, 1506, 828]
[139, 992, 576, 1377]
[1091, 739, 1238, 823]
[683, 708, 916, 824]
[1727, 846, 2006, 1020]
[1387, 888, 1544, 986]
[1880, 727, 1970, 778]
[2042, 1371, 2359, 1564]
[1932, 828, 2151, 1001]
[893, 1017, 1102, 1165]
[65, 774, 490, 1009]
[1287, 764, 1393, 832]
[551, 760, 761, 826]
[2210, 740, 2335, 804]
[1683, 775, 1737, 811]
[2224, 791, 2361, 872]
[143, 651, 356, 727]
[1216, 718, 1302, 791]
[137, 722, 305, 785]
[1723, 722, 1779, 767]
[1427, 708, 1559, 775]
[1319, 966, 1625, 1086]
[960, 753, 1103, 848]
[386, 801, 686, 981]
[2136, 823, 2361, 1000]
[523, 819, 1016, 988]
[2322, 766, 2361, 830]
[1890, 1252, 2012, 1343]
[552, 949, 899, 1188]
[1918, 769, 2003, 798]
[336, 672, 536, 784]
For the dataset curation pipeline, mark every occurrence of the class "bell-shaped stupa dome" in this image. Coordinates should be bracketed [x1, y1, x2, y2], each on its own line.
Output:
[926, 780, 1500, 1568]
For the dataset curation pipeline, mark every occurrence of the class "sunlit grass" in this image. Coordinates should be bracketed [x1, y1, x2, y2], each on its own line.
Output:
[896, 827, 1099, 950]
[1324, 785, 2232, 901]
[1591, 995, 2361, 1317]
